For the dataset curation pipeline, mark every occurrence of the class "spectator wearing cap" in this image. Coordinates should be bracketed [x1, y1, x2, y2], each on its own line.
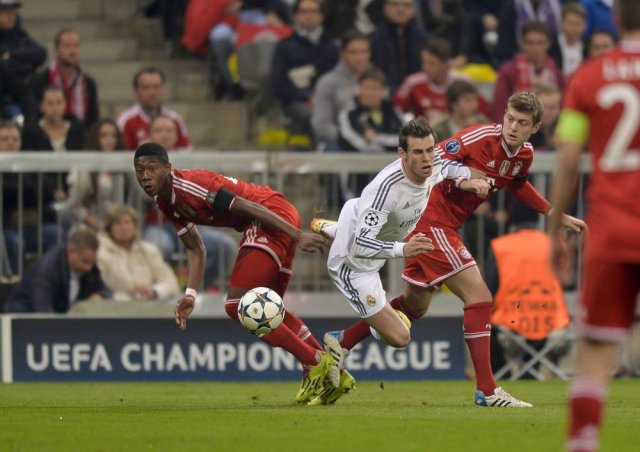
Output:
[0, 0, 46, 77]
[0, 0, 44, 123]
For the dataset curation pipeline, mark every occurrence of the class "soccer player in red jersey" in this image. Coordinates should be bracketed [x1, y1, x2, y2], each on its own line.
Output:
[550, 1, 640, 449]
[315, 92, 586, 407]
[133, 142, 334, 404]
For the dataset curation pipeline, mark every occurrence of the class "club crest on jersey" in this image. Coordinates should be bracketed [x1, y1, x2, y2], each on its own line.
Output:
[457, 246, 472, 260]
[512, 161, 522, 176]
[366, 295, 376, 306]
[445, 139, 461, 154]
[499, 160, 511, 176]
[364, 212, 379, 226]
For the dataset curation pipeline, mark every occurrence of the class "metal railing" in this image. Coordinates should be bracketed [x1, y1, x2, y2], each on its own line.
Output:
[0, 151, 591, 292]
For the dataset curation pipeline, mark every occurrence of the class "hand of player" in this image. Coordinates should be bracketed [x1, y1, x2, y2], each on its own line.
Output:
[297, 231, 331, 253]
[460, 179, 491, 197]
[174, 295, 195, 331]
[403, 233, 434, 257]
[550, 233, 571, 286]
[560, 213, 587, 233]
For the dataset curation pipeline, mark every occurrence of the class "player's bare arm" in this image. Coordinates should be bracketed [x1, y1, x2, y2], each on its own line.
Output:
[173, 227, 206, 331]
[403, 233, 434, 257]
[549, 140, 584, 279]
[508, 179, 586, 233]
[230, 196, 330, 253]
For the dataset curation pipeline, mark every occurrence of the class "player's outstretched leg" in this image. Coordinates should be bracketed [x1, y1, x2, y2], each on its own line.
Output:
[282, 310, 323, 350]
[474, 387, 533, 408]
[310, 218, 337, 240]
[307, 370, 357, 406]
[295, 351, 334, 404]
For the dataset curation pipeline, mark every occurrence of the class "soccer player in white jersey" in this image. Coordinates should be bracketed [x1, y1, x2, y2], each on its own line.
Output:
[309, 117, 490, 405]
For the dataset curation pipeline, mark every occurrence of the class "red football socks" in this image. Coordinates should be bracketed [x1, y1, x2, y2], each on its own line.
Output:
[463, 301, 497, 394]
[282, 309, 322, 350]
[225, 298, 318, 366]
[567, 377, 607, 452]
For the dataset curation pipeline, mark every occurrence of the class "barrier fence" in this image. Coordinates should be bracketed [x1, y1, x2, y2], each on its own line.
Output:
[0, 150, 591, 292]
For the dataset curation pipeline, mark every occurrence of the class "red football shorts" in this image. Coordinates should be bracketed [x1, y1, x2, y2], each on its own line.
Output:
[402, 225, 476, 288]
[577, 258, 640, 342]
[229, 194, 298, 295]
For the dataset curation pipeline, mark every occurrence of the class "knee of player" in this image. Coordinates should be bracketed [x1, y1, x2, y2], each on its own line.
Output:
[386, 329, 411, 348]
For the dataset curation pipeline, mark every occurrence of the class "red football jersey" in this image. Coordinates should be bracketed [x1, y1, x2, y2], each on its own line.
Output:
[394, 72, 491, 122]
[418, 124, 534, 230]
[394, 72, 468, 122]
[563, 41, 640, 262]
[155, 168, 283, 235]
[116, 104, 192, 151]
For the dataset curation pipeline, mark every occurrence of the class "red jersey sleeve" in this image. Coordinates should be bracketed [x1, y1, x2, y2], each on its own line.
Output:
[436, 126, 483, 163]
[122, 120, 137, 150]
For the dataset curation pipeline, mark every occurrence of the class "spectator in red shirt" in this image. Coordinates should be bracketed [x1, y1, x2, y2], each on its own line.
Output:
[115, 67, 192, 151]
[394, 38, 473, 123]
[491, 21, 564, 123]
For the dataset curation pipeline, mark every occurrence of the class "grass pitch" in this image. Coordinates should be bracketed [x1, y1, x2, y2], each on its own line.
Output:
[1, 379, 639, 451]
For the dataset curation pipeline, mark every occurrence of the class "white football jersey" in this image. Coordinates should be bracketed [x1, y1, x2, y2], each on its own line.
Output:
[329, 154, 470, 273]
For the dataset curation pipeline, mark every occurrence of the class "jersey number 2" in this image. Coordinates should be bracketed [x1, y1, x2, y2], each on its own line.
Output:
[596, 83, 640, 171]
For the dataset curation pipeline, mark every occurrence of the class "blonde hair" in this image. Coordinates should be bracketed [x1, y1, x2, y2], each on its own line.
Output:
[507, 92, 544, 125]
[104, 205, 139, 241]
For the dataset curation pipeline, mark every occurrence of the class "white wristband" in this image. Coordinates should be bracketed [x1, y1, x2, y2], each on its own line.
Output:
[185, 288, 198, 299]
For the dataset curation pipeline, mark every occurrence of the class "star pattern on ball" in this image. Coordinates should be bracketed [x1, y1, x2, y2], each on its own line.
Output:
[364, 212, 379, 226]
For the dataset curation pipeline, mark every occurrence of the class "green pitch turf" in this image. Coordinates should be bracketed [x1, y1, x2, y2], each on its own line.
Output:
[1, 380, 639, 451]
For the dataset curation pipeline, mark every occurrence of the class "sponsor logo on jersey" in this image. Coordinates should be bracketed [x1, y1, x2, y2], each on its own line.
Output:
[458, 246, 472, 260]
[512, 161, 522, 176]
[366, 295, 376, 306]
[445, 139, 461, 154]
[257, 237, 269, 244]
[487, 160, 495, 168]
[499, 160, 510, 176]
[364, 212, 379, 226]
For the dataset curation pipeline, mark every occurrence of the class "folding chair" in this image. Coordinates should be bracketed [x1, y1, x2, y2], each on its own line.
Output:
[494, 325, 574, 381]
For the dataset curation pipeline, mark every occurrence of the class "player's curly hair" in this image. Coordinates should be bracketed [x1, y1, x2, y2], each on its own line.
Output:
[134, 142, 169, 164]
[398, 116, 434, 151]
[507, 92, 544, 125]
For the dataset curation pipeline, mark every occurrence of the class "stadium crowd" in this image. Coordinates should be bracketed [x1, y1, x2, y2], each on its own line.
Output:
[0, 0, 638, 383]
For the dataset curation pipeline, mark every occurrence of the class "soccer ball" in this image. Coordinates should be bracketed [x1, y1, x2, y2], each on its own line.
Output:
[237, 287, 285, 335]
